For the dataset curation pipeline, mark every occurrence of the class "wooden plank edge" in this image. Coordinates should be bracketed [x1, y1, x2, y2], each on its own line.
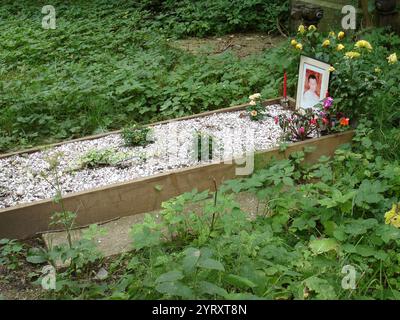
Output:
[0, 130, 355, 239]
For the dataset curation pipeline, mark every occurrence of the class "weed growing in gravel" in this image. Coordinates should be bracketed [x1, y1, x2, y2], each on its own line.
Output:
[121, 124, 153, 147]
[78, 148, 128, 169]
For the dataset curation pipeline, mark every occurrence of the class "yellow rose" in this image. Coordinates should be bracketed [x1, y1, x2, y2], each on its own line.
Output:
[291, 39, 298, 46]
[308, 25, 317, 32]
[249, 93, 261, 101]
[250, 110, 258, 117]
[328, 66, 335, 72]
[249, 100, 256, 106]
[355, 40, 373, 51]
[329, 31, 336, 38]
[345, 51, 361, 59]
[385, 203, 400, 228]
[295, 43, 303, 50]
[298, 24, 306, 34]
[337, 44, 345, 51]
[387, 53, 398, 64]
[322, 39, 330, 47]
[338, 31, 345, 40]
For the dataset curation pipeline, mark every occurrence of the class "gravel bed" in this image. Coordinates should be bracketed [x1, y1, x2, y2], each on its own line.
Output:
[0, 104, 292, 209]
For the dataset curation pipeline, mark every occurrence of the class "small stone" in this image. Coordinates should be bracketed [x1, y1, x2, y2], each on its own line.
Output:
[16, 187, 24, 197]
[94, 268, 108, 280]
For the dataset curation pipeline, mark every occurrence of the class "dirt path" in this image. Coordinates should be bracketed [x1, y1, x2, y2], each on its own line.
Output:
[171, 33, 285, 58]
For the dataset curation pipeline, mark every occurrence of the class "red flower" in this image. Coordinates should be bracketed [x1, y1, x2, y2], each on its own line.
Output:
[274, 116, 279, 124]
[310, 118, 317, 125]
[340, 117, 350, 126]
[322, 118, 329, 125]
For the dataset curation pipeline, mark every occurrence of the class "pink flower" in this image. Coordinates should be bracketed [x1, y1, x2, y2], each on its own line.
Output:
[298, 127, 305, 135]
[274, 116, 279, 124]
[322, 118, 329, 125]
[323, 97, 334, 109]
[310, 118, 317, 125]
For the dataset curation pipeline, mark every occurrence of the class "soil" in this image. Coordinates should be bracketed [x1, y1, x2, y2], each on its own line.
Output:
[171, 33, 285, 58]
[0, 238, 45, 300]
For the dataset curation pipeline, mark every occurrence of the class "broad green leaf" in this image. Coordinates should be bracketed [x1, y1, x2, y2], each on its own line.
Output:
[309, 238, 339, 255]
[304, 276, 337, 299]
[197, 281, 227, 297]
[155, 270, 184, 283]
[155, 281, 193, 299]
[198, 258, 225, 271]
[225, 274, 257, 289]
[182, 247, 201, 274]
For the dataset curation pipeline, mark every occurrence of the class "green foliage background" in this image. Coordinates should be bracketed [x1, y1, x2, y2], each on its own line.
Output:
[0, 0, 289, 151]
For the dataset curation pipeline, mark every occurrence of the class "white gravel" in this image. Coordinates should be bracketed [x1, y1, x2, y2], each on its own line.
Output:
[0, 104, 292, 209]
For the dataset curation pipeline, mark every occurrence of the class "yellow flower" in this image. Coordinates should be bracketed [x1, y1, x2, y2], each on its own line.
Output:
[337, 44, 345, 51]
[387, 53, 398, 64]
[322, 39, 330, 48]
[249, 100, 256, 106]
[375, 67, 382, 73]
[291, 39, 298, 46]
[328, 66, 335, 72]
[295, 43, 303, 50]
[385, 203, 400, 228]
[249, 93, 261, 101]
[355, 40, 373, 51]
[338, 31, 345, 40]
[308, 25, 317, 32]
[298, 24, 306, 34]
[329, 31, 336, 38]
[345, 51, 361, 59]
[250, 110, 258, 117]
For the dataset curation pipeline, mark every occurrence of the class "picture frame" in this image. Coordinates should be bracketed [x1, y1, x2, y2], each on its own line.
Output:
[296, 55, 331, 110]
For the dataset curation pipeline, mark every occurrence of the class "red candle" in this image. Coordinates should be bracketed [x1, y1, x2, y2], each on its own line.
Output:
[283, 70, 287, 98]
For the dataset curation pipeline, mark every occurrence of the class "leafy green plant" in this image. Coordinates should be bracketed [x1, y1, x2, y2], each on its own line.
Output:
[121, 124, 153, 147]
[246, 93, 265, 121]
[0, 239, 24, 271]
[78, 148, 127, 169]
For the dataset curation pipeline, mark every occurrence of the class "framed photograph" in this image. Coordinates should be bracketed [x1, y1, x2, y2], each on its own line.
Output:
[296, 55, 331, 110]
